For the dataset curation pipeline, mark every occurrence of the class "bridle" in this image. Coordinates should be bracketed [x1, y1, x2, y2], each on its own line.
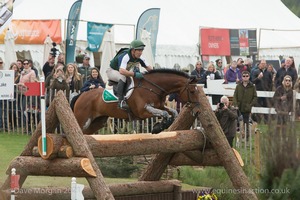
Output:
[138, 77, 200, 104]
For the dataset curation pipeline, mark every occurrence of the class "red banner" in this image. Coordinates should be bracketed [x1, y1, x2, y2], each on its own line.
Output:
[0, 20, 61, 44]
[200, 28, 230, 56]
[24, 82, 45, 96]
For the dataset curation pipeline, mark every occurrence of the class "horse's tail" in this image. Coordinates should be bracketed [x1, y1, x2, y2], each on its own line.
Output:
[70, 93, 82, 111]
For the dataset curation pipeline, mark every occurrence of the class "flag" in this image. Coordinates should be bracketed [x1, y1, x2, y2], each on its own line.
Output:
[10, 174, 20, 189]
[86, 22, 113, 52]
[66, 0, 82, 64]
[0, 0, 14, 33]
[136, 8, 160, 58]
[24, 82, 45, 96]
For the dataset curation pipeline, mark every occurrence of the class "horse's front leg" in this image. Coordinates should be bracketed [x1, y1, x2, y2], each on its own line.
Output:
[164, 106, 178, 119]
[145, 104, 174, 134]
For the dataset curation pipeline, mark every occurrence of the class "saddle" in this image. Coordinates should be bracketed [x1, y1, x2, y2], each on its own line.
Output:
[102, 77, 134, 103]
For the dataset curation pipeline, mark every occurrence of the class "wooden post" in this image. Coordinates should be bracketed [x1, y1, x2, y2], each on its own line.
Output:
[195, 87, 257, 200]
[54, 91, 114, 200]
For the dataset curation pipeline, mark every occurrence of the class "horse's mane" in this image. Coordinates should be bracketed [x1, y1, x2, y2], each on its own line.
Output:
[145, 68, 190, 78]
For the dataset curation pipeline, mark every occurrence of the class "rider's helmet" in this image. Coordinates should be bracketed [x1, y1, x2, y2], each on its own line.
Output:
[130, 40, 145, 50]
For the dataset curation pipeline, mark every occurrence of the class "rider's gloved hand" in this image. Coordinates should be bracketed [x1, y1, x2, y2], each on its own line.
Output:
[134, 72, 144, 79]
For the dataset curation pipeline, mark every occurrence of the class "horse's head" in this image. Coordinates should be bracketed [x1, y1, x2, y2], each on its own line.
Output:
[178, 75, 201, 104]
[141, 69, 200, 105]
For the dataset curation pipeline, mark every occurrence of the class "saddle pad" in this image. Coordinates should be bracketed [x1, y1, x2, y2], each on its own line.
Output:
[102, 78, 135, 103]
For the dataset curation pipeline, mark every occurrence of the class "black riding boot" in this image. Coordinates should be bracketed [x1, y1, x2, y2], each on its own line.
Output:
[117, 80, 129, 109]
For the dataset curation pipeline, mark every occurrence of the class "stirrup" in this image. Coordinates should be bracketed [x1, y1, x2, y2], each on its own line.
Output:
[118, 100, 129, 109]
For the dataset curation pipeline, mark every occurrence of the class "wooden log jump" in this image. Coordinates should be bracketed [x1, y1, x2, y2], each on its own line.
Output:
[37, 130, 211, 158]
[6, 156, 96, 177]
[1, 87, 256, 200]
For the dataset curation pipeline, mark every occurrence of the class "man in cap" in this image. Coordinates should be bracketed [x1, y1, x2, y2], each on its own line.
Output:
[78, 55, 93, 83]
[107, 39, 153, 109]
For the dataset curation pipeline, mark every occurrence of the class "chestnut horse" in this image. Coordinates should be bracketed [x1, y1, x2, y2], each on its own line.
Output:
[73, 68, 200, 134]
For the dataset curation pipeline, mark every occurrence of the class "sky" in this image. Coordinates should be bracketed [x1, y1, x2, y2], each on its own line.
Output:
[9, 0, 300, 48]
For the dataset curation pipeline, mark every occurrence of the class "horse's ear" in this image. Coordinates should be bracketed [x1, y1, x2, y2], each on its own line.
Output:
[189, 75, 198, 83]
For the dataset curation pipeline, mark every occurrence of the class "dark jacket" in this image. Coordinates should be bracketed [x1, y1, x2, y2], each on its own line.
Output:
[81, 77, 105, 92]
[215, 106, 238, 137]
[191, 68, 206, 84]
[78, 66, 93, 83]
[275, 67, 298, 89]
[233, 82, 257, 113]
[252, 68, 272, 91]
[273, 85, 293, 113]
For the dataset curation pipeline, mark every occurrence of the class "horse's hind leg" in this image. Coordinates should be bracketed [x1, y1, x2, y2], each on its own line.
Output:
[82, 116, 109, 134]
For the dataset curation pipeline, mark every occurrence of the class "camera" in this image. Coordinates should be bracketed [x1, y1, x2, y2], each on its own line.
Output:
[219, 102, 224, 109]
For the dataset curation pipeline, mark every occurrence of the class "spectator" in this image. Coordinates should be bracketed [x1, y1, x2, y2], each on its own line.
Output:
[274, 57, 297, 89]
[81, 68, 105, 92]
[244, 58, 253, 73]
[191, 61, 206, 85]
[28, 59, 39, 79]
[49, 68, 68, 93]
[252, 59, 273, 123]
[65, 63, 83, 101]
[215, 96, 238, 147]
[215, 59, 224, 78]
[9, 63, 20, 128]
[10, 62, 20, 84]
[45, 63, 65, 106]
[225, 60, 241, 84]
[16, 59, 23, 72]
[42, 54, 56, 79]
[17, 59, 37, 131]
[267, 63, 276, 90]
[78, 55, 93, 83]
[204, 62, 222, 104]
[273, 75, 293, 125]
[204, 62, 222, 86]
[293, 77, 300, 120]
[57, 53, 65, 66]
[237, 58, 248, 74]
[280, 59, 285, 69]
[233, 71, 257, 141]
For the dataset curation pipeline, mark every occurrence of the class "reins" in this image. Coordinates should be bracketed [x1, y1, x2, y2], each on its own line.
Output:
[136, 76, 168, 97]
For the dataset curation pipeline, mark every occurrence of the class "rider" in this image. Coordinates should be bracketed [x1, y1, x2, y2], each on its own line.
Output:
[106, 39, 153, 109]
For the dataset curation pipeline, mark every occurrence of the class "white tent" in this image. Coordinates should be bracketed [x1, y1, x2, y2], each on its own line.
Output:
[1, 0, 300, 69]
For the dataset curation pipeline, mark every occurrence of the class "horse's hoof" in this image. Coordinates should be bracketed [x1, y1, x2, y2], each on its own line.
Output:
[152, 122, 163, 134]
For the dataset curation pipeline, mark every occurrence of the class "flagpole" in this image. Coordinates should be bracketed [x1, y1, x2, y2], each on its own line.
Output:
[10, 168, 16, 200]
[40, 76, 47, 156]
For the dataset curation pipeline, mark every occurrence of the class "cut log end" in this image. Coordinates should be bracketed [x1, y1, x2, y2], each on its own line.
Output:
[81, 158, 97, 177]
[232, 148, 244, 167]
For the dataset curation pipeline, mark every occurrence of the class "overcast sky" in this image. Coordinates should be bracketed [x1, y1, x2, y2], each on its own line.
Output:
[10, 0, 300, 47]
